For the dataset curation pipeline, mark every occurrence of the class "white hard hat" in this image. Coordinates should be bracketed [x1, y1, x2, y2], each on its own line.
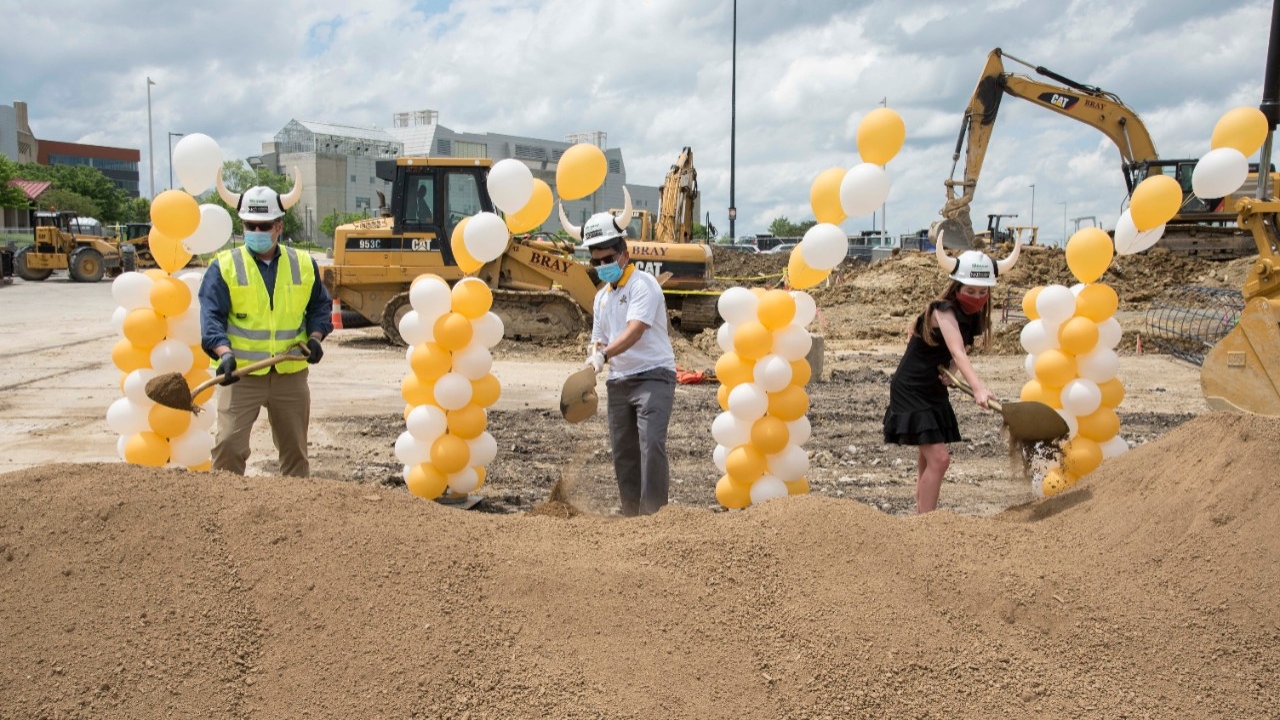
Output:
[217, 167, 303, 222]
[559, 186, 633, 248]
[934, 230, 1019, 286]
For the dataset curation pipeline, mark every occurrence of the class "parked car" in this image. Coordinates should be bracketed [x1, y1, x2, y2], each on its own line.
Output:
[720, 242, 759, 253]
[762, 242, 797, 254]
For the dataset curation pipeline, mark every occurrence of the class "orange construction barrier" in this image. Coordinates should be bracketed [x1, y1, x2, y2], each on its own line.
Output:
[330, 298, 344, 330]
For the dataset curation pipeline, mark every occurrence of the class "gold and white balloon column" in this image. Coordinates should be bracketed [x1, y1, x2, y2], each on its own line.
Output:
[395, 275, 504, 499]
[712, 287, 818, 508]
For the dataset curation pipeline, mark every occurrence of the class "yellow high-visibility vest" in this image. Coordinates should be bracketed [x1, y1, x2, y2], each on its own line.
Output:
[215, 245, 314, 375]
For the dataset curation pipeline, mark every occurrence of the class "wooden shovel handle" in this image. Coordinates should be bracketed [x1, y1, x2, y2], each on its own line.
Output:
[937, 366, 1002, 412]
[192, 342, 310, 397]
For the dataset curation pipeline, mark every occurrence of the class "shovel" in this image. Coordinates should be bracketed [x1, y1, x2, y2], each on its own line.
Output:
[145, 342, 310, 414]
[938, 366, 1068, 442]
[559, 365, 599, 423]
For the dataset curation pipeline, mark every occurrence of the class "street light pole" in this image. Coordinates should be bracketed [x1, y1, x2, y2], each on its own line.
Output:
[167, 132, 185, 191]
[728, 0, 737, 243]
[1029, 183, 1036, 228]
[1061, 201, 1068, 245]
[146, 77, 156, 199]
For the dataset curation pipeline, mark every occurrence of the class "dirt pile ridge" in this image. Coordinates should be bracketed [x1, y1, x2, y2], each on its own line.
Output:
[1, 412, 1277, 718]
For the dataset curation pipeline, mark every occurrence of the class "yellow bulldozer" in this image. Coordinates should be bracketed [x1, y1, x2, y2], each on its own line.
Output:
[322, 157, 720, 346]
[15, 211, 128, 282]
[934, 48, 1264, 259]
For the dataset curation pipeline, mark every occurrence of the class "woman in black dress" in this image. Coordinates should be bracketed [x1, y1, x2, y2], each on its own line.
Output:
[884, 235, 1021, 513]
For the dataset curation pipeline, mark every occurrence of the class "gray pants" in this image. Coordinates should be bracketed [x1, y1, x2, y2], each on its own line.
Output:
[212, 368, 311, 477]
[606, 368, 676, 516]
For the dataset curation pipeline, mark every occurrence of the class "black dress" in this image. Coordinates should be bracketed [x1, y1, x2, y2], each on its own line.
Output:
[883, 300, 981, 446]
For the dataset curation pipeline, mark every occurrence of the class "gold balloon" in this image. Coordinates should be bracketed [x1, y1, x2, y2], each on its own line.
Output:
[725, 445, 767, 485]
[1097, 377, 1125, 408]
[787, 251, 829, 290]
[767, 385, 809, 421]
[1020, 379, 1063, 409]
[430, 434, 471, 474]
[1034, 349, 1077, 388]
[407, 463, 449, 500]
[1130, 175, 1182, 232]
[186, 368, 215, 405]
[433, 312, 474, 351]
[1211, 106, 1269, 156]
[809, 167, 848, 224]
[733, 321, 773, 361]
[446, 405, 487, 440]
[470, 373, 502, 408]
[750, 416, 790, 455]
[410, 342, 452, 380]
[124, 431, 169, 467]
[401, 373, 436, 406]
[1041, 467, 1071, 497]
[148, 403, 192, 439]
[715, 474, 752, 509]
[1021, 286, 1043, 320]
[150, 189, 200, 239]
[714, 352, 754, 387]
[149, 276, 192, 317]
[785, 477, 810, 496]
[122, 308, 167, 348]
[716, 383, 731, 411]
[1077, 407, 1120, 443]
[450, 217, 482, 274]
[147, 228, 193, 275]
[756, 289, 797, 330]
[451, 278, 493, 319]
[505, 179, 553, 233]
[1075, 283, 1118, 322]
[1058, 316, 1100, 356]
[112, 338, 151, 373]
[856, 107, 907, 166]
[789, 358, 812, 386]
[555, 145, 607, 201]
[1063, 437, 1103, 477]
[1065, 227, 1113, 284]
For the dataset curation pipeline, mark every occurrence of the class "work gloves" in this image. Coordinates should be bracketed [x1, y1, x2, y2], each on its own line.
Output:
[585, 349, 606, 374]
[216, 352, 239, 386]
[306, 337, 324, 364]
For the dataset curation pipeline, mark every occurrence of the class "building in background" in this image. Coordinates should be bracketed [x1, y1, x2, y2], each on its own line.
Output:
[0, 101, 39, 164]
[37, 140, 141, 197]
[257, 109, 658, 246]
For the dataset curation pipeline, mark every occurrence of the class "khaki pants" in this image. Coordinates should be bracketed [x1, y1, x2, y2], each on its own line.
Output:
[212, 368, 311, 477]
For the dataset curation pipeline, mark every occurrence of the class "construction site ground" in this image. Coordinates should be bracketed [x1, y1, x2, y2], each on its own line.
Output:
[2, 248, 1277, 718]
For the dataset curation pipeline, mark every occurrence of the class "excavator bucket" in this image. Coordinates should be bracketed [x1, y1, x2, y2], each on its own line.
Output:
[1201, 297, 1280, 415]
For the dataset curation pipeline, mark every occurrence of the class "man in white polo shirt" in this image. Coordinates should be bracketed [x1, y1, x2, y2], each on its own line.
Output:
[561, 189, 677, 516]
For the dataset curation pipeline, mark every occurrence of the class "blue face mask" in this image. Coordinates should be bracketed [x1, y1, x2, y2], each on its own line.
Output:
[244, 230, 275, 254]
[597, 261, 623, 284]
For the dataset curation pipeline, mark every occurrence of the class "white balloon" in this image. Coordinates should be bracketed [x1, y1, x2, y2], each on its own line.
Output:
[838, 162, 891, 217]
[405, 345, 416, 364]
[790, 291, 817, 328]
[1097, 317, 1122, 349]
[1077, 347, 1120, 383]
[398, 310, 431, 347]
[766, 443, 809, 482]
[786, 415, 811, 445]
[172, 133, 223, 196]
[467, 432, 498, 467]
[1113, 210, 1165, 255]
[117, 435, 128, 461]
[394, 431, 431, 466]
[713, 444, 729, 473]
[409, 275, 452, 316]
[122, 369, 158, 407]
[150, 339, 194, 375]
[1100, 435, 1129, 459]
[1060, 378, 1102, 417]
[772, 325, 813, 361]
[1192, 147, 1248, 200]
[753, 354, 793, 392]
[111, 306, 128, 334]
[176, 270, 204, 295]
[1024, 353, 1038, 379]
[452, 343, 493, 380]
[112, 272, 154, 311]
[1070, 283, 1086, 296]
[472, 312, 505, 347]
[1056, 409, 1079, 439]
[169, 427, 214, 467]
[166, 308, 201, 346]
[716, 322, 736, 354]
[433, 372, 473, 410]
[798, 223, 848, 271]
[448, 466, 482, 494]
[727, 383, 768, 421]
[184, 204, 233, 254]
[487, 159, 535, 214]
[463, 212, 510, 263]
[106, 397, 151, 436]
[711, 412, 751, 448]
[406, 404, 447, 442]
[190, 398, 216, 431]
[749, 475, 789, 505]
[1035, 285, 1076, 325]
[1019, 320, 1060, 355]
[717, 287, 758, 325]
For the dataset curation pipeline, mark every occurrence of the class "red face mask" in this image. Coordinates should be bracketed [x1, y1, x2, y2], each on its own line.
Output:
[956, 293, 988, 314]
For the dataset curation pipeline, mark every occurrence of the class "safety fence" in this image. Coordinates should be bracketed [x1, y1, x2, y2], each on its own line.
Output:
[1144, 285, 1244, 366]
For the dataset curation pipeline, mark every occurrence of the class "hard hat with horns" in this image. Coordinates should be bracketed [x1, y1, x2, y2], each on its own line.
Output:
[217, 167, 304, 222]
[934, 230, 1020, 287]
[559, 186, 633, 248]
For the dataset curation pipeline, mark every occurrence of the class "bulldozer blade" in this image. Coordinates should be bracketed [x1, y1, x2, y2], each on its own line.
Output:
[1201, 297, 1280, 416]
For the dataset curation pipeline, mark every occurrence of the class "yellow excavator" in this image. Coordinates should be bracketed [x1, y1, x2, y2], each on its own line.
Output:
[1200, 0, 1280, 416]
[934, 48, 1261, 258]
[323, 157, 719, 345]
[611, 146, 699, 243]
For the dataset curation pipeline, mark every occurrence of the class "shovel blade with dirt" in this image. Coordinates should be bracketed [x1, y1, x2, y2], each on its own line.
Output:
[145, 342, 310, 414]
[559, 365, 599, 423]
[939, 366, 1068, 442]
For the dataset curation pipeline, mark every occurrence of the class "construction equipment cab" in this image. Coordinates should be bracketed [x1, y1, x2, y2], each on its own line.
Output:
[934, 48, 1265, 258]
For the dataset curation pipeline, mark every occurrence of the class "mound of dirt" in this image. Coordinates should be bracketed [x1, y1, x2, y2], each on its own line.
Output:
[2, 413, 1277, 718]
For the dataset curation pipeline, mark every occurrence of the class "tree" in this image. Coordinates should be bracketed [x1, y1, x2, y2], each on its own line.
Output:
[123, 197, 151, 223]
[38, 188, 101, 218]
[767, 216, 817, 237]
[319, 211, 368, 239]
[692, 222, 711, 240]
[15, 162, 128, 222]
[0, 155, 28, 208]
[203, 160, 303, 239]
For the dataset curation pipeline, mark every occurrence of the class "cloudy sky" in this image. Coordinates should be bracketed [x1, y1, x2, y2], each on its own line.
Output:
[4, 0, 1273, 244]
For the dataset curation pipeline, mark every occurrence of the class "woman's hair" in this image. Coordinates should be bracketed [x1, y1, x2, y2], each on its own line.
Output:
[917, 280, 991, 348]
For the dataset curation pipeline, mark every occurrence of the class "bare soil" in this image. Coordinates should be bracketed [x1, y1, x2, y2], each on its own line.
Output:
[2, 248, 1275, 718]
